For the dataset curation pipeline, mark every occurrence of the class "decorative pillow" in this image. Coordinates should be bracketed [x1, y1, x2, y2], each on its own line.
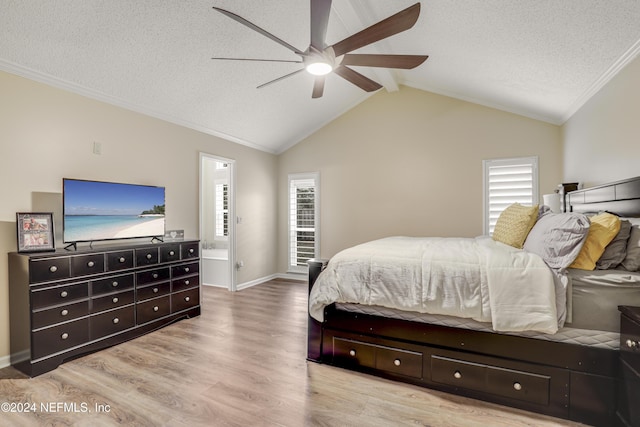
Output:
[569, 212, 621, 270]
[622, 225, 640, 271]
[523, 212, 590, 270]
[596, 219, 631, 269]
[492, 203, 539, 248]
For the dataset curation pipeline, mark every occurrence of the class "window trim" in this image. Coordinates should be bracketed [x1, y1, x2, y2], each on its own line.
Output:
[288, 172, 320, 273]
[483, 156, 539, 235]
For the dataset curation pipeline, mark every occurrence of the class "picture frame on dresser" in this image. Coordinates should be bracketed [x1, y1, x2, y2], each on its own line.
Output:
[16, 212, 55, 253]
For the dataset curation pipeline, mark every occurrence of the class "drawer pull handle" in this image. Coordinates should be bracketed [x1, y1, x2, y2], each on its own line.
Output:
[184, 296, 190, 302]
[87, 261, 95, 267]
[153, 287, 159, 293]
[626, 339, 638, 349]
[60, 291, 68, 298]
[189, 248, 194, 254]
[146, 253, 152, 259]
[169, 251, 175, 256]
[349, 350, 356, 357]
[185, 267, 190, 273]
[393, 359, 401, 367]
[61, 309, 69, 316]
[50, 266, 58, 273]
[513, 382, 522, 391]
[453, 371, 462, 379]
[61, 333, 69, 340]
[153, 306, 159, 312]
[119, 257, 126, 263]
[185, 280, 190, 285]
[152, 273, 159, 279]
[112, 297, 119, 303]
[113, 318, 119, 324]
[112, 281, 118, 287]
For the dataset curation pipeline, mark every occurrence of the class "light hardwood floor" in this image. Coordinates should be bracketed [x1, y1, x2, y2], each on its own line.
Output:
[0, 280, 585, 426]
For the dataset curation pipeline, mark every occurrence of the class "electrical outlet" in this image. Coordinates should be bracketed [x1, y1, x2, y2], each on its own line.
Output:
[93, 141, 102, 155]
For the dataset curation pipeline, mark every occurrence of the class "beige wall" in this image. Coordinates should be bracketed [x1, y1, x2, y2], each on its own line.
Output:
[0, 71, 278, 363]
[277, 87, 562, 269]
[562, 55, 640, 187]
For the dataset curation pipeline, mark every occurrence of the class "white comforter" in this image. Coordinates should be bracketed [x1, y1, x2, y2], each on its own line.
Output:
[309, 236, 565, 334]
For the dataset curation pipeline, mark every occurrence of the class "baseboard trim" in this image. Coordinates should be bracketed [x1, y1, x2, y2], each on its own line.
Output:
[236, 273, 305, 291]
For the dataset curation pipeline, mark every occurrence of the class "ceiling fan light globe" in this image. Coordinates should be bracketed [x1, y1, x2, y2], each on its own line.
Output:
[306, 61, 333, 76]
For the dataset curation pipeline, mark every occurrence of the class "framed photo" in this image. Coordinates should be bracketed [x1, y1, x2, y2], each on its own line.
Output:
[16, 212, 55, 253]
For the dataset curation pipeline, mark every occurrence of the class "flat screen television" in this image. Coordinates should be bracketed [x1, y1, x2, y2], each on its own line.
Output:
[63, 178, 166, 244]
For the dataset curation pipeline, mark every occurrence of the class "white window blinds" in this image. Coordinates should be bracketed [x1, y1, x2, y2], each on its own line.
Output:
[483, 157, 538, 235]
[215, 183, 228, 238]
[288, 173, 319, 272]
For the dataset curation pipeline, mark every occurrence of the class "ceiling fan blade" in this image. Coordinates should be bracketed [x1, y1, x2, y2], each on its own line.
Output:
[310, 0, 332, 50]
[211, 57, 302, 64]
[342, 54, 428, 69]
[331, 3, 421, 57]
[333, 66, 382, 92]
[257, 68, 305, 89]
[312, 76, 326, 98]
[212, 6, 304, 55]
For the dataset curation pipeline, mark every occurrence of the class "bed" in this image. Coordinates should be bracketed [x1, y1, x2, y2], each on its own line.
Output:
[307, 175, 640, 427]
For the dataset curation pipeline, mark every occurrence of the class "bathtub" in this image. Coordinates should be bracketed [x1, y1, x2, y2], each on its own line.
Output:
[201, 248, 229, 287]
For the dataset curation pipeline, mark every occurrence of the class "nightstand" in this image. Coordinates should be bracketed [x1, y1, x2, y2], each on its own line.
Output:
[618, 306, 640, 427]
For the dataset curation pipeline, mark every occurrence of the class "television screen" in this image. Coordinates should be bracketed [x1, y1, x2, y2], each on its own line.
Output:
[63, 178, 165, 243]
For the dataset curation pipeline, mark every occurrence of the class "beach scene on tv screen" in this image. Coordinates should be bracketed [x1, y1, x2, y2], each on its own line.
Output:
[64, 180, 165, 242]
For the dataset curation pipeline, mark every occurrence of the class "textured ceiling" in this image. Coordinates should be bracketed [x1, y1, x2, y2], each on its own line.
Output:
[1, 1, 640, 154]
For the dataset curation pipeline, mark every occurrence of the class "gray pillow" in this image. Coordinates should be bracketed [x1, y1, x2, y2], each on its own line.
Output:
[622, 225, 640, 271]
[596, 219, 631, 269]
[523, 212, 590, 270]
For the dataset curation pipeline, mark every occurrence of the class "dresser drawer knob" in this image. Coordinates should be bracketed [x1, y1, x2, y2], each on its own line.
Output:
[169, 251, 175, 256]
[119, 257, 126, 263]
[87, 261, 95, 267]
[61, 333, 69, 340]
[185, 280, 190, 285]
[113, 318, 119, 324]
[61, 309, 69, 316]
[393, 359, 401, 367]
[626, 339, 638, 349]
[60, 291, 68, 298]
[349, 349, 356, 357]
[189, 248, 194, 254]
[146, 253, 152, 260]
[153, 306, 159, 312]
[453, 371, 462, 379]
[513, 382, 522, 391]
[112, 297, 119, 304]
[153, 287, 159, 293]
[152, 273, 159, 279]
[184, 296, 190, 302]
[112, 281, 119, 287]
[49, 265, 58, 273]
[184, 267, 190, 273]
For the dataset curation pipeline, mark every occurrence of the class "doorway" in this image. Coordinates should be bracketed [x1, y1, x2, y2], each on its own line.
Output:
[199, 153, 236, 291]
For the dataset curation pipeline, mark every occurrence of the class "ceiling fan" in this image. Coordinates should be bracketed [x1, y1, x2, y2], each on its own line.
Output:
[211, 1, 428, 98]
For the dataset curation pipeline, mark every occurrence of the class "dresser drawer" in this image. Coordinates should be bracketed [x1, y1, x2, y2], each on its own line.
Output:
[71, 254, 105, 277]
[135, 247, 159, 266]
[172, 275, 199, 293]
[181, 242, 199, 259]
[32, 318, 89, 360]
[29, 257, 71, 283]
[486, 365, 550, 405]
[431, 355, 486, 391]
[137, 282, 170, 301]
[31, 282, 89, 310]
[136, 295, 171, 324]
[619, 360, 640, 427]
[171, 288, 199, 313]
[333, 337, 376, 369]
[91, 290, 134, 313]
[106, 250, 134, 271]
[32, 300, 90, 329]
[620, 314, 640, 373]
[136, 267, 170, 286]
[375, 346, 423, 379]
[90, 305, 135, 340]
[91, 273, 134, 296]
[171, 262, 199, 278]
[160, 244, 180, 263]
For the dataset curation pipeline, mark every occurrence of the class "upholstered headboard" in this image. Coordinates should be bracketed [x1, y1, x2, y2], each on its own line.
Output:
[567, 176, 640, 217]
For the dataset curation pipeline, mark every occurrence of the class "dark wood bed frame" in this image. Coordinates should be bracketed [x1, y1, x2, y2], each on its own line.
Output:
[307, 176, 640, 427]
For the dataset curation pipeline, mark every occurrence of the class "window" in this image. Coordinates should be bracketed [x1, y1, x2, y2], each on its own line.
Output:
[483, 157, 538, 235]
[288, 173, 319, 272]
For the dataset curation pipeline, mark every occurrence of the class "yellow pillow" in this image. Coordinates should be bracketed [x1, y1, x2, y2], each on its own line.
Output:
[492, 203, 539, 248]
[569, 212, 621, 270]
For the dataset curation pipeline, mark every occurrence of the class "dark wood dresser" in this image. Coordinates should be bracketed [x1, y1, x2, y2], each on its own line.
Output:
[8, 240, 200, 377]
[618, 306, 640, 427]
